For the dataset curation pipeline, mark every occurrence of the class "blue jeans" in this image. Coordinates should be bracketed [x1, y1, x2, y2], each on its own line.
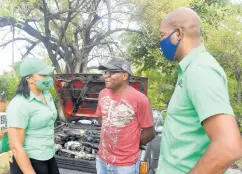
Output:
[96, 156, 140, 174]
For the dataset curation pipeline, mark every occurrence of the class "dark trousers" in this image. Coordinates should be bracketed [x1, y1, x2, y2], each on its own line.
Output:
[10, 156, 60, 174]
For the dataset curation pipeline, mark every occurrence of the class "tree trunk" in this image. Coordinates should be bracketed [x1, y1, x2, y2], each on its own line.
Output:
[43, 41, 62, 73]
[53, 62, 61, 73]
[73, 49, 91, 73]
[63, 64, 71, 73]
[48, 53, 62, 73]
[73, 58, 89, 73]
[74, 60, 82, 73]
[80, 60, 88, 72]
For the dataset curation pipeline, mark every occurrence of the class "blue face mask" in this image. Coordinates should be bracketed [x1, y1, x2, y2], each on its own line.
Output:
[160, 30, 181, 61]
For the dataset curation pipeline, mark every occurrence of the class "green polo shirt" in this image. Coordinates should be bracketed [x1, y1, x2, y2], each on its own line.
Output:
[157, 45, 234, 174]
[6, 91, 57, 160]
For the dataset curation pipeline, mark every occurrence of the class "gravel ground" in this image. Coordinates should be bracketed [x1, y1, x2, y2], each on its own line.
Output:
[59, 168, 92, 174]
[1, 153, 241, 174]
[0, 166, 241, 174]
[59, 168, 242, 174]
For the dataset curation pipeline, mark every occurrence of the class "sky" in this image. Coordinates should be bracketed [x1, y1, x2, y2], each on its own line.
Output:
[0, 25, 48, 74]
[0, 0, 241, 74]
[231, 0, 242, 3]
[0, 35, 24, 73]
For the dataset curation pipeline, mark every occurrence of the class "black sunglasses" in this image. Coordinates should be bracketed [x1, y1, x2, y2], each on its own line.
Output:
[103, 70, 124, 77]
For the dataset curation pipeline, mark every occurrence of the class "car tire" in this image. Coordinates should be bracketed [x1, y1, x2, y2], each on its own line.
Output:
[148, 169, 154, 174]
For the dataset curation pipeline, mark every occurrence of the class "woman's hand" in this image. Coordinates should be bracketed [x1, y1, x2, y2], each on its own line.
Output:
[8, 127, 36, 174]
[0, 129, 7, 139]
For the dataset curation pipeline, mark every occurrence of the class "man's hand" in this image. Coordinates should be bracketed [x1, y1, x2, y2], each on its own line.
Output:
[98, 117, 102, 127]
[140, 126, 155, 145]
[0, 129, 7, 139]
[189, 114, 242, 174]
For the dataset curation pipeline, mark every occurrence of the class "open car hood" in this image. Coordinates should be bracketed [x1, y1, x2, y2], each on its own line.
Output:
[54, 74, 148, 122]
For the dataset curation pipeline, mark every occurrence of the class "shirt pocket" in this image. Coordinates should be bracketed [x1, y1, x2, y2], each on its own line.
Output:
[171, 77, 195, 110]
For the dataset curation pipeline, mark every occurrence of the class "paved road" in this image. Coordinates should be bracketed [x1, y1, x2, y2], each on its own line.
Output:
[59, 168, 92, 174]
[59, 168, 242, 174]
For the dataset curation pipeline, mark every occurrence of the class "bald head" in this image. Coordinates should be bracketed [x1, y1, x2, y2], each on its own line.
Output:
[161, 7, 201, 38]
[159, 7, 202, 61]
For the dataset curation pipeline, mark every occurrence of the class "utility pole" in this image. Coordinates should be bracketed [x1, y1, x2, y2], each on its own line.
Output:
[11, 8, 15, 65]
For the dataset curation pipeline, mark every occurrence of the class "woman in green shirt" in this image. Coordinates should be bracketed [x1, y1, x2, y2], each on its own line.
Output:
[7, 58, 59, 174]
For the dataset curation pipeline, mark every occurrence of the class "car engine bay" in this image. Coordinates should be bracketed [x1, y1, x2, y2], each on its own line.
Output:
[54, 119, 100, 161]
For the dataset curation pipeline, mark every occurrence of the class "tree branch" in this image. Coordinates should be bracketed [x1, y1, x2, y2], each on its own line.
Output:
[112, 39, 128, 59]
[21, 41, 40, 59]
[50, 0, 91, 20]
[50, 37, 69, 53]
[84, 1, 102, 31]
[87, 10, 138, 29]
[0, 17, 45, 41]
[81, 27, 142, 54]
[69, 45, 78, 60]
[92, 28, 142, 44]
[25, 18, 42, 22]
[0, 37, 35, 48]
[54, 0, 60, 12]
[50, 42, 66, 60]
[40, 0, 62, 73]
[1, 30, 12, 43]
[81, 39, 118, 52]
[50, 9, 91, 18]
[50, 19, 61, 33]
[54, 0, 72, 60]
[104, 0, 111, 31]
[74, 28, 80, 50]
[42, 0, 51, 39]
[79, 0, 102, 52]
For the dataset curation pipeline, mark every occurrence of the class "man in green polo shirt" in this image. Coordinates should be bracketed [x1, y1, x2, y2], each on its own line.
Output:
[157, 7, 242, 174]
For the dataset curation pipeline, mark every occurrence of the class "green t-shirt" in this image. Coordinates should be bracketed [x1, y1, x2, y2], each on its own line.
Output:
[157, 45, 234, 174]
[7, 91, 57, 160]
